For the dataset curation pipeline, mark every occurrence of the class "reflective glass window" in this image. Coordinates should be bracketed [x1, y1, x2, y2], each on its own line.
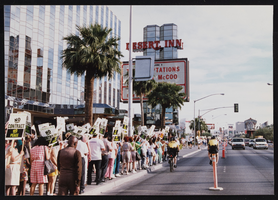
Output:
[39, 6, 45, 20]
[164, 25, 174, 30]
[30, 89, 35, 100]
[147, 31, 155, 38]
[17, 85, 23, 98]
[95, 6, 99, 23]
[147, 27, 156, 32]
[24, 87, 30, 99]
[164, 30, 173, 37]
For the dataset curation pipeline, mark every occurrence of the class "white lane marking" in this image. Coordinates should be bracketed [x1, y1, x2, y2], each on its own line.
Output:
[182, 149, 202, 158]
[223, 166, 226, 173]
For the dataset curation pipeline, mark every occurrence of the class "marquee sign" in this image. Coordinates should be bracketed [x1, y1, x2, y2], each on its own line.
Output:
[121, 58, 189, 103]
[126, 39, 183, 52]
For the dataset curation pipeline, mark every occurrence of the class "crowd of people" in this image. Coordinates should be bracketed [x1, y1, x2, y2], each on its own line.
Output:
[5, 125, 185, 196]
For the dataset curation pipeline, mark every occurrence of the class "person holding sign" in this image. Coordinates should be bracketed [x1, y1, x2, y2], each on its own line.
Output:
[30, 137, 50, 196]
[5, 140, 24, 196]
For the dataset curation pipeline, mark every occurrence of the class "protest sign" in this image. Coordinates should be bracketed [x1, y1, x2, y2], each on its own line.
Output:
[82, 123, 91, 131]
[38, 123, 50, 133]
[40, 125, 56, 141]
[148, 125, 156, 137]
[18, 111, 31, 136]
[72, 126, 86, 138]
[122, 116, 129, 135]
[56, 117, 66, 132]
[31, 125, 38, 139]
[6, 113, 27, 140]
[66, 123, 74, 132]
[88, 118, 102, 136]
[99, 118, 108, 136]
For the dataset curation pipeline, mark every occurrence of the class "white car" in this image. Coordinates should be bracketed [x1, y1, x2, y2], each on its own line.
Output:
[253, 138, 268, 149]
[231, 138, 245, 150]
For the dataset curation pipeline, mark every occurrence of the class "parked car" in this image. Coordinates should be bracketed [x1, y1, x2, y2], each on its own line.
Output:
[253, 138, 268, 149]
[267, 140, 273, 143]
[231, 138, 245, 150]
[249, 139, 254, 147]
[244, 138, 249, 146]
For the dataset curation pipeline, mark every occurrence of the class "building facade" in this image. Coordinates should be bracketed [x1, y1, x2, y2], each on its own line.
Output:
[142, 23, 179, 126]
[4, 5, 121, 123]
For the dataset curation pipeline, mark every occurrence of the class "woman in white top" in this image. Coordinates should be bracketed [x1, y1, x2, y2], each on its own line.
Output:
[104, 136, 118, 180]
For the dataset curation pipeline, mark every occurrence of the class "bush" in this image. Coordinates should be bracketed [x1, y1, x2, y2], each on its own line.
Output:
[254, 126, 273, 141]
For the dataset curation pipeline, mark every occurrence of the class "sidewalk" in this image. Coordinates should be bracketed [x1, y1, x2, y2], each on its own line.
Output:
[24, 145, 203, 196]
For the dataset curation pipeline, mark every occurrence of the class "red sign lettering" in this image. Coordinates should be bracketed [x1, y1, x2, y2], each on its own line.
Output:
[126, 39, 183, 52]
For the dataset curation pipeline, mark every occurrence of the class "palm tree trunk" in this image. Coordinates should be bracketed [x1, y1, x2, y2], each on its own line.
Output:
[85, 70, 94, 126]
[161, 106, 166, 128]
[140, 92, 144, 126]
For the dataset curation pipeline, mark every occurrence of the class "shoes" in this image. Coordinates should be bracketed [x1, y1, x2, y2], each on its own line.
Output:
[111, 175, 116, 179]
[126, 172, 129, 175]
[79, 189, 85, 194]
[209, 160, 212, 165]
[96, 181, 101, 185]
[120, 171, 124, 175]
[87, 182, 91, 185]
[115, 173, 121, 177]
[101, 179, 105, 182]
[174, 165, 177, 168]
[132, 170, 137, 173]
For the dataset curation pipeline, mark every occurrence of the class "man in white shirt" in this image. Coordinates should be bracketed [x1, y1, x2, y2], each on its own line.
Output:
[76, 136, 89, 193]
[87, 133, 105, 185]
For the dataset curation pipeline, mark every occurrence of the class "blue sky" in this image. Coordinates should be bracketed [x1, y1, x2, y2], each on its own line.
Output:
[109, 5, 273, 131]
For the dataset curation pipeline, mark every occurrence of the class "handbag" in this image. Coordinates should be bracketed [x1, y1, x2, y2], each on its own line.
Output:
[135, 151, 141, 161]
[44, 146, 55, 175]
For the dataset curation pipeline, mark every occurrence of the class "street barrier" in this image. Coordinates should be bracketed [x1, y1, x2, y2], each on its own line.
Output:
[222, 142, 226, 158]
[209, 154, 223, 191]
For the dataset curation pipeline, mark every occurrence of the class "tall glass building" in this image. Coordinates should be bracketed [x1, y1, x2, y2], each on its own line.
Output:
[4, 5, 121, 124]
[143, 23, 178, 60]
[142, 23, 179, 126]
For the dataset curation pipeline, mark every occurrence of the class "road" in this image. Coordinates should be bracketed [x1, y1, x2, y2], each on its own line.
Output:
[84, 144, 274, 195]
[25, 143, 274, 196]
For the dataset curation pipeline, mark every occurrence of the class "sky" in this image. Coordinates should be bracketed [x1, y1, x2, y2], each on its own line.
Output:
[109, 5, 273, 132]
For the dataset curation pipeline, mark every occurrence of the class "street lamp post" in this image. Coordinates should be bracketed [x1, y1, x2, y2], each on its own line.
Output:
[193, 93, 224, 146]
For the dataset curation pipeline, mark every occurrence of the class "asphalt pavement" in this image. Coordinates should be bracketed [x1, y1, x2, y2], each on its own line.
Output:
[82, 145, 202, 195]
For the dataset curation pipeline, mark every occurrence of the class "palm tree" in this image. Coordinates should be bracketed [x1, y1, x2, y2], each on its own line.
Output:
[189, 117, 208, 136]
[61, 24, 123, 125]
[147, 82, 186, 128]
[124, 71, 157, 126]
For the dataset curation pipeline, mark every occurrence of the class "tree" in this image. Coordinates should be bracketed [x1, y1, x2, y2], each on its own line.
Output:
[61, 24, 123, 125]
[124, 70, 157, 126]
[254, 125, 273, 141]
[147, 82, 186, 128]
[189, 118, 208, 135]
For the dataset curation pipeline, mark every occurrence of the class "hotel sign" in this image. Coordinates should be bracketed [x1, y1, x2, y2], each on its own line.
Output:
[121, 58, 189, 103]
[126, 39, 183, 52]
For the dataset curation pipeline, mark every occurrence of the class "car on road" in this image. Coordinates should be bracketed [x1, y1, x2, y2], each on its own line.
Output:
[253, 138, 268, 149]
[231, 138, 245, 150]
[244, 138, 249, 146]
[249, 139, 254, 147]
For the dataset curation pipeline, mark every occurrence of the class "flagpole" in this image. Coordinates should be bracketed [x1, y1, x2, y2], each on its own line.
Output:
[128, 5, 133, 137]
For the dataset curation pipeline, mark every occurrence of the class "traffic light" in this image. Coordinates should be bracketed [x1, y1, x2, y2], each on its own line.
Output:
[234, 103, 239, 112]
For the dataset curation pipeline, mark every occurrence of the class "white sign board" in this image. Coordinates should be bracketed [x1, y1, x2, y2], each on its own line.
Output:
[121, 58, 189, 102]
[134, 56, 154, 81]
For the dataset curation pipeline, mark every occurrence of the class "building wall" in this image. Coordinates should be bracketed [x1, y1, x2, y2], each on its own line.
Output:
[235, 122, 245, 133]
[142, 23, 179, 126]
[4, 5, 121, 109]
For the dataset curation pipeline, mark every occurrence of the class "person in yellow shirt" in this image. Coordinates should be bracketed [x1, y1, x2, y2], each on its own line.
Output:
[207, 136, 219, 165]
[167, 137, 180, 168]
